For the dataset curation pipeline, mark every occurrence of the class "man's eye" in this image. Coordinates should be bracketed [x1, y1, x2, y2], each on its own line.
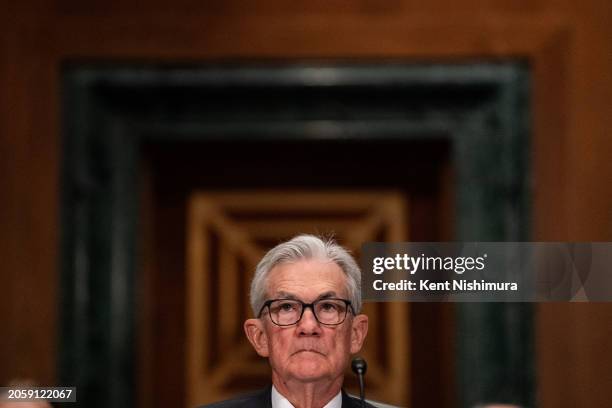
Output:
[279, 302, 296, 311]
[320, 302, 338, 311]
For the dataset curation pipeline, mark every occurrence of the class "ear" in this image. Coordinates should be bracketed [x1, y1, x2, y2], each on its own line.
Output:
[349, 314, 369, 354]
[244, 318, 270, 357]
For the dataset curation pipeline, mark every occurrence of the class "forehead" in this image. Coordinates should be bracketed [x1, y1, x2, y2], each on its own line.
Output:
[266, 259, 348, 300]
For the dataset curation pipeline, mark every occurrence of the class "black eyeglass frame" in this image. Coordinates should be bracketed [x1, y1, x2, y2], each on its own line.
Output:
[257, 297, 355, 327]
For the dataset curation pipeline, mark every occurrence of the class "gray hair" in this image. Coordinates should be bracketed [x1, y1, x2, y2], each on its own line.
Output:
[250, 234, 362, 315]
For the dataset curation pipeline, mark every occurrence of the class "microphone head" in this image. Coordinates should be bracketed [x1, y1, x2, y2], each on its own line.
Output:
[351, 357, 367, 375]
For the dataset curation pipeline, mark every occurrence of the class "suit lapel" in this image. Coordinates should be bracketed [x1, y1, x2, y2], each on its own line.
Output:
[341, 389, 360, 408]
[253, 385, 272, 408]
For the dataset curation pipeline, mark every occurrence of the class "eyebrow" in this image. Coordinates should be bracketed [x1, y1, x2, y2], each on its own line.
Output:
[274, 290, 338, 302]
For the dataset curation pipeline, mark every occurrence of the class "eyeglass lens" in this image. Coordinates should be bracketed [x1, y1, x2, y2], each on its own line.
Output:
[268, 299, 348, 325]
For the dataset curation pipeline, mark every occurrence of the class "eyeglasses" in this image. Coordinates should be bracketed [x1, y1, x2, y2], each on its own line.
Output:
[258, 298, 354, 326]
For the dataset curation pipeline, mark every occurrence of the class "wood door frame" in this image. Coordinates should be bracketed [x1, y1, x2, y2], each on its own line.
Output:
[60, 63, 530, 407]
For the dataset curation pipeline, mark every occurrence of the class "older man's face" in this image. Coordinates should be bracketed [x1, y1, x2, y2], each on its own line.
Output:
[245, 259, 368, 383]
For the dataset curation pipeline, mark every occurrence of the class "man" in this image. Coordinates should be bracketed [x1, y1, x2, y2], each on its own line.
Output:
[0, 402, 51, 408]
[0, 380, 52, 408]
[200, 234, 374, 408]
[0, 401, 51, 408]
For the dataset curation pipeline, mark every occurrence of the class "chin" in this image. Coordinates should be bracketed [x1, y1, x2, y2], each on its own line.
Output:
[290, 368, 328, 382]
[288, 355, 329, 380]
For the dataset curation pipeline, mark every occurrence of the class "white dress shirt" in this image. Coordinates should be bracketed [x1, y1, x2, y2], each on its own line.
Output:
[271, 384, 342, 408]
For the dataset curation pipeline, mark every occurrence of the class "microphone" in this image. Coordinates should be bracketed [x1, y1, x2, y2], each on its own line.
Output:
[351, 357, 367, 408]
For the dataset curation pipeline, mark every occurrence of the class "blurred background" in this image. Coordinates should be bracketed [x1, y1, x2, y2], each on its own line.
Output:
[1, 2, 611, 408]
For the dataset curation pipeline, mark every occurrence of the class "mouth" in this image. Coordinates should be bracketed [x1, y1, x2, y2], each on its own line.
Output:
[292, 349, 325, 356]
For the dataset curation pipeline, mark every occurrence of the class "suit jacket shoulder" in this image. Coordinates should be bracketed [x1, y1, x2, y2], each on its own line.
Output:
[341, 390, 378, 408]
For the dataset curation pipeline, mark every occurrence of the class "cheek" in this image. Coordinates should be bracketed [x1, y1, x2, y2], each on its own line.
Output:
[326, 328, 352, 362]
[267, 331, 293, 361]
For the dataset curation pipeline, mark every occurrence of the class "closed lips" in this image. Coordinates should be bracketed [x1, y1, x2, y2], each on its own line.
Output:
[293, 349, 325, 356]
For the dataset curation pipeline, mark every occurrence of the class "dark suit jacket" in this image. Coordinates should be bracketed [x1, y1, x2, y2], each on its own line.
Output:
[197, 386, 377, 408]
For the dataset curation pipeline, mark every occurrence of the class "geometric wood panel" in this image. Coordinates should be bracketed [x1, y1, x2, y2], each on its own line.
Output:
[186, 191, 410, 407]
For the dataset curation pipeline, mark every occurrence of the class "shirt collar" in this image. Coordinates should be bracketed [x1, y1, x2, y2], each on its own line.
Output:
[271, 385, 342, 408]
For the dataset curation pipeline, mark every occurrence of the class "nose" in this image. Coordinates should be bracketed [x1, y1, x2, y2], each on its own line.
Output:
[297, 306, 321, 336]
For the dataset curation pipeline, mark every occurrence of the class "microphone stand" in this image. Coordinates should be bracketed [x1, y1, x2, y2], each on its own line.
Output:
[351, 357, 368, 408]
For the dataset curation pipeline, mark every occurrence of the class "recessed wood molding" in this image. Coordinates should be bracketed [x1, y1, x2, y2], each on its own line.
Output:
[186, 191, 410, 407]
